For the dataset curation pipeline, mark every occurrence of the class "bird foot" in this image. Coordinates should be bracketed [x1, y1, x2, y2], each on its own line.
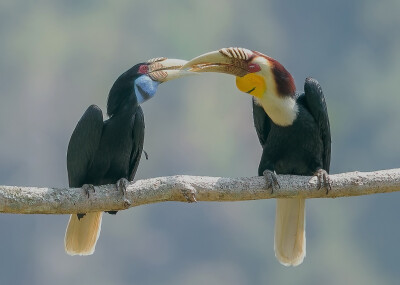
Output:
[82, 184, 95, 198]
[78, 184, 95, 219]
[314, 169, 331, 194]
[181, 186, 197, 203]
[262, 170, 280, 193]
[116, 178, 132, 208]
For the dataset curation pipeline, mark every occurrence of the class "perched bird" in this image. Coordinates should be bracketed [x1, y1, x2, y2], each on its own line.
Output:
[65, 57, 190, 255]
[183, 48, 331, 266]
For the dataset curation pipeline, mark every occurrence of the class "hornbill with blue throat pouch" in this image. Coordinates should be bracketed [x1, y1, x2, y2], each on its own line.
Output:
[65, 57, 190, 256]
[183, 47, 331, 266]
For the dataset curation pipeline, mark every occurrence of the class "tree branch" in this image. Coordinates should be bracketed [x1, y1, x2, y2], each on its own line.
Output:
[1, 168, 399, 214]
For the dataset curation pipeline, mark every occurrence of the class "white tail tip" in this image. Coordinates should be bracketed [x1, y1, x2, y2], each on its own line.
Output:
[274, 198, 306, 266]
[64, 212, 103, 256]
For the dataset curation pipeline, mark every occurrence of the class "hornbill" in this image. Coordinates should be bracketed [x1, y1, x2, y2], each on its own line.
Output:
[65, 57, 189, 255]
[183, 47, 331, 266]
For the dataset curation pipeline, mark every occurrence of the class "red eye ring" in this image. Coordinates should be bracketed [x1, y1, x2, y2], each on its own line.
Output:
[138, 65, 149, 74]
[248, 63, 261, 73]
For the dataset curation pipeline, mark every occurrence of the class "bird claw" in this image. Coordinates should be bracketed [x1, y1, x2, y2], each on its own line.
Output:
[181, 187, 197, 203]
[262, 170, 280, 193]
[314, 169, 331, 194]
[116, 178, 132, 208]
[116, 178, 129, 196]
[82, 184, 95, 198]
[78, 184, 95, 219]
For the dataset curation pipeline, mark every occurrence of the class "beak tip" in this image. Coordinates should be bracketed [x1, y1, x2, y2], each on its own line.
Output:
[147, 58, 191, 82]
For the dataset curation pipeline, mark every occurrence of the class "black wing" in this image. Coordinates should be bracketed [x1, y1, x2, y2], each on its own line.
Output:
[252, 97, 272, 147]
[303, 78, 331, 173]
[67, 105, 104, 187]
[128, 105, 145, 181]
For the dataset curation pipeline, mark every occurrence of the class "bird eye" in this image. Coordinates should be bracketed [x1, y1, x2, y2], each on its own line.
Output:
[248, 63, 261, 73]
[138, 65, 149, 74]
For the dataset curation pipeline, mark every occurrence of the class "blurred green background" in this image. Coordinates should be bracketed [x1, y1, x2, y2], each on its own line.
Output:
[1, 0, 400, 284]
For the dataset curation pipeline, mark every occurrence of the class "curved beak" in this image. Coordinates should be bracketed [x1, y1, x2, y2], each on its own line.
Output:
[182, 47, 255, 77]
[147, 58, 194, 83]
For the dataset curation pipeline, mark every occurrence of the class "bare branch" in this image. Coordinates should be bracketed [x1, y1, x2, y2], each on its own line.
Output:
[1, 168, 399, 214]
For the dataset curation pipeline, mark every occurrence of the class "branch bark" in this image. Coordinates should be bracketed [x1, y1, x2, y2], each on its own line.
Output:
[1, 168, 400, 214]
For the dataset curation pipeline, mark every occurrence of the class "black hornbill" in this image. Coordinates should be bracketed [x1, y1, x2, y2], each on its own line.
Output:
[183, 47, 331, 266]
[65, 57, 189, 255]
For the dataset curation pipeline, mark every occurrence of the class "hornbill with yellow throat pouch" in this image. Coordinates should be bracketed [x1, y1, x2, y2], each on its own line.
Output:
[183, 47, 331, 266]
[65, 57, 190, 255]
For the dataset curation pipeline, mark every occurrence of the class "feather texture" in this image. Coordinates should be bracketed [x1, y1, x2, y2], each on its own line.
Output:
[65, 212, 103, 256]
[274, 198, 305, 266]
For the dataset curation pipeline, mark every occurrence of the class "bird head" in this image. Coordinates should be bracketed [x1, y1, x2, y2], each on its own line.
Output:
[182, 47, 298, 126]
[107, 58, 191, 117]
[182, 47, 295, 99]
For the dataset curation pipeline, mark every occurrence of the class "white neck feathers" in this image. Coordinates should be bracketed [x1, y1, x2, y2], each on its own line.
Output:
[255, 94, 298, 126]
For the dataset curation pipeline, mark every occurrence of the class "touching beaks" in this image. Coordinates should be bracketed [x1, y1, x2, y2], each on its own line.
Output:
[147, 58, 194, 83]
[181, 47, 257, 77]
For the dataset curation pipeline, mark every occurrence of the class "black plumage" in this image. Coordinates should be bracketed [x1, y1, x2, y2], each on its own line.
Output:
[67, 104, 144, 189]
[254, 78, 331, 177]
[64, 57, 189, 255]
[182, 47, 332, 266]
[67, 66, 145, 198]
[253, 77, 331, 266]
[64, 64, 146, 255]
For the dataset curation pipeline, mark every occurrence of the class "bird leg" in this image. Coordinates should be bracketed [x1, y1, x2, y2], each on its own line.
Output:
[143, 150, 149, 160]
[181, 185, 197, 203]
[262, 169, 280, 193]
[314, 169, 331, 194]
[106, 178, 132, 215]
[77, 184, 96, 219]
[82, 183, 95, 198]
[116, 178, 132, 208]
